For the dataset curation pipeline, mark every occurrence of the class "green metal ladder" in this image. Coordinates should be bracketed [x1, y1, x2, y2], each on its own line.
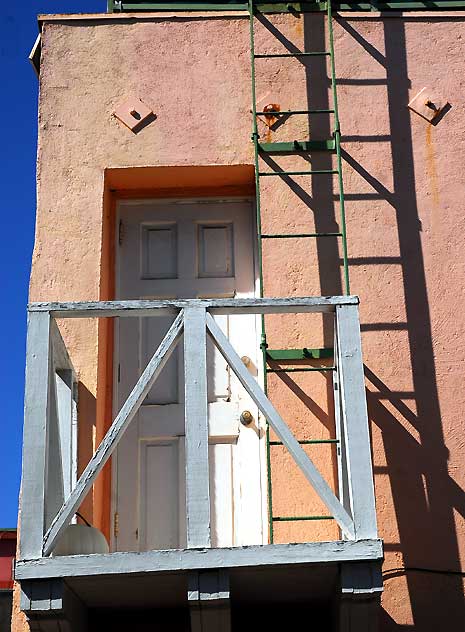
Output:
[248, 0, 349, 543]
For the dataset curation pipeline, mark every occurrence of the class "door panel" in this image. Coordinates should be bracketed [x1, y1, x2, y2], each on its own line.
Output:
[198, 223, 234, 278]
[141, 223, 178, 279]
[139, 440, 180, 551]
[209, 443, 234, 547]
[142, 315, 179, 405]
[114, 199, 264, 552]
[207, 314, 230, 403]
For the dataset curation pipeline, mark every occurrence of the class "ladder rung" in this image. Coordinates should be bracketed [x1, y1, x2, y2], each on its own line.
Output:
[266, 366, 335, 373]
[270, 439, 339, 445]
[261, 233, 342, 239]
[258, 169, 338, 176]
[267, 348, 334, 360]
[254, 51, 330, 58]
[256, 109, 335, 116]
[259, 140, 335, 153]
[272, 516, 335, 522]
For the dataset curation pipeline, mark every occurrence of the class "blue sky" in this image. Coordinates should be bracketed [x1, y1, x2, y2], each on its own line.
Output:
[0, 1, 106, 527]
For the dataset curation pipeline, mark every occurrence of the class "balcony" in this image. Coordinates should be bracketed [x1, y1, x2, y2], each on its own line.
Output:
[16, 297, 382, 631]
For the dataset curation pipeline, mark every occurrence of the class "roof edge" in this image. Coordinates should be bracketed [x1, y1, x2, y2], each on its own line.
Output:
[37, 9, 465, 23]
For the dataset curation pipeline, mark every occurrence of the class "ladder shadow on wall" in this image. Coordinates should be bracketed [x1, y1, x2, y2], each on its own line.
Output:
[256, 10, 343, 306]
[330, 13, 465, 631]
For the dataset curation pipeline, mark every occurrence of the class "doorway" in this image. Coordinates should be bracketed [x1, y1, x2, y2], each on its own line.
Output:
[113, 198, 265, 552]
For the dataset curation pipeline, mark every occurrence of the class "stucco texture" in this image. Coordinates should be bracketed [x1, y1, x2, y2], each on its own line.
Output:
[16, 10, 465, 632]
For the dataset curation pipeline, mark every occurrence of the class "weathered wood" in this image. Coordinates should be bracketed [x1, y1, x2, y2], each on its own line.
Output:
[43, 322, 76, 530]
[55, 371, 74, 500]
[71, 382, 78, 494]
[336, 304, 378, 540]
[45, 371, 64, 531]
[20, 312, 52, 560]
[333, 334, 350, 519]
[205, 313, 355, 540]
[15, 539, 383, 580]
[42, 310, 185, 557]
[188, 569, 230, 605]
[338, 562, 383, 632]
[28, 296, 359, 318]
[21, 579, 87, 632]
[189, 570, 231, 632]
[340, 561, 383, 598]
[50, 320, 76, 503]
[184, 308, 211, 549]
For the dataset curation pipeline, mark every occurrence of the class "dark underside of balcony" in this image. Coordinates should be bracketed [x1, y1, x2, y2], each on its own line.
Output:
[89, 603, 331, 632]
[75, 561, 338, 609]
[18, 539, 383, 632]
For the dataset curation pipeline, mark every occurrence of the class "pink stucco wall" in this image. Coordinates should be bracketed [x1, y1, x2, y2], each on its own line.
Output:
[15, 10, 465, 631]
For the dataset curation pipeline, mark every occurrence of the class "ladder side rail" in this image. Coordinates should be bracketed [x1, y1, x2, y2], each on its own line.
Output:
[328, 0, 350, 294]
[248, 0, 264, 299]
[336, 304, 377, 539]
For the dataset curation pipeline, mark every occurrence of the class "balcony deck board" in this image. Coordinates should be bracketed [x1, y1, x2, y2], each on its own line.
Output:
[16, 539, 382, 581]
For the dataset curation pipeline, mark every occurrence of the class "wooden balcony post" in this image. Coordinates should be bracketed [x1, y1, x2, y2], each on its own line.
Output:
[19, 311, 52, 559]
[184, 307, 211, 549]
[335, 304, 377, 540]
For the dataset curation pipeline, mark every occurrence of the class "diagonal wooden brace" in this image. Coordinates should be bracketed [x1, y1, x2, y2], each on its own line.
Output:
[206, 312, 355, 540]
[42, 310, 185, 557]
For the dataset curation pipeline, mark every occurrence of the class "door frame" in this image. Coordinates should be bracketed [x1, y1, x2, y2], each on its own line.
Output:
[110, 196, 267, 551]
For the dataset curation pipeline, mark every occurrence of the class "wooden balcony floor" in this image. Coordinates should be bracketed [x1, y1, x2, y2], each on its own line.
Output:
[17, 539, 382, 610]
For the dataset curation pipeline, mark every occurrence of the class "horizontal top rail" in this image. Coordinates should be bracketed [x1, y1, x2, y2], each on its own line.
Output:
[28, 296, 359, 318]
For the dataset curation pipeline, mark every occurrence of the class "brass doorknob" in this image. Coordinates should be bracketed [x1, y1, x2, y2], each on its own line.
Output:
[240, 410, 254, 426]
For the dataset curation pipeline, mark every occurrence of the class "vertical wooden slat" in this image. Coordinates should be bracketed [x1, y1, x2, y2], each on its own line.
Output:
[333, 332, 350, 516]
[50, 320, 76, 503]
[44, 368, 65, 530]
[336, 304, 378, 540]
[71, 380, 79, 493]
[184, 307, 211, 549]
[19, 311, 52, 559]
[55, 370, 74, 500]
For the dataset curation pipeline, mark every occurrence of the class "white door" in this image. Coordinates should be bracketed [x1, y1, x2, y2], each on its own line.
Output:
[113, 199, 265, 552]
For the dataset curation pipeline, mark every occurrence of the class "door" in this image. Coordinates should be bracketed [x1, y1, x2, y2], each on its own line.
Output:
[113, 198, 265, 552]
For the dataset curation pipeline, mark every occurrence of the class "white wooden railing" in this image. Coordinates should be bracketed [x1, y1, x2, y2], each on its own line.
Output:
[19, 297, 377, 561]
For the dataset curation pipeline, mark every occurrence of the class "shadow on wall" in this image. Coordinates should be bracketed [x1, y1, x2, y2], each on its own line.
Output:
[77, 382, 97, 527]
[336, 14, 465, 631]
[255, 10, 464, 630]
